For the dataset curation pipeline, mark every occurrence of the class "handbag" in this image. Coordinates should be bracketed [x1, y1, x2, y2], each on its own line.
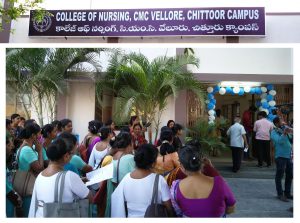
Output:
[40, 171, 89, 217]
[12, 146, 36, 197]
[144, 174, 168, 217]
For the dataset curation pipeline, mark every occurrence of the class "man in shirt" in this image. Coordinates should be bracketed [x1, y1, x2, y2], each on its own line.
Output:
[227, 117, 248, 173]
[253, 111, 274, 167]
[271, 117, 293, 202]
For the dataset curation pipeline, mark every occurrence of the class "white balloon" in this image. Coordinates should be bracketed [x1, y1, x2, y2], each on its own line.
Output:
[213, 105, 216, 110]
[259, 106, 264, 111]
[261, 87, 267, 93]
[244, 86, 251, 93]
[219, 87, 226, 95]
[260, 93, 267, 99]
[269, 90, 277, 96]
[209, 115, 216, 121]
[207, 87, 213, 93]
[269, 100, 276, 107]
[208, 110, 215, 116]
[205, 100, 210, 104]
[233, 87, 240, 94]
[208, 120, 214, 125]
[261, 99, 267, 103]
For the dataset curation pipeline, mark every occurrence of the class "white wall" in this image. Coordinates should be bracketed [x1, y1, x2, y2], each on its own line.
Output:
[66, 81, 95, 142]
[240, 15, 300, 43]
[188, 48, 293, 75]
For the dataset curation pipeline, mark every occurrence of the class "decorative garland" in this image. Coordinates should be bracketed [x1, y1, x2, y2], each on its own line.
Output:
[206, 84, 277, 125]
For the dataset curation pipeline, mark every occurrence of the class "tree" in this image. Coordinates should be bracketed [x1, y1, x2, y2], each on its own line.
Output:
[6, 48, 104, 125]
[0, 0, 47, 31]
[96, 51, 205, 143]
[186, 118, 228, 156]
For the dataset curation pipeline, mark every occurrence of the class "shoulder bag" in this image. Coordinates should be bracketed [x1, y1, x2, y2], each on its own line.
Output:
[144, 174, 168, 217]
[41, 171, 89, 217]
[12, 145, 37, 197]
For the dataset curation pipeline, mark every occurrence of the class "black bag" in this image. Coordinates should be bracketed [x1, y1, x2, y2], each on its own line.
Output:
[144, 174, 168, 217]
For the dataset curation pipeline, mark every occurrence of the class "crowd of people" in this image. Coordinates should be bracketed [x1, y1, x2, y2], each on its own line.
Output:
[6, 109, 293, 218]
[227, 109, 293, 204]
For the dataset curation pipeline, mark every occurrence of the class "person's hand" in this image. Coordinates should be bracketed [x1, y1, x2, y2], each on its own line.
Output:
[81, 177, 89, 183]
[33, 139, 43, 152]
[7, 190, 22, 207]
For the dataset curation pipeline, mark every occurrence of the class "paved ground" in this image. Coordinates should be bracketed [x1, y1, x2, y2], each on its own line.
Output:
[209, 151, 293, 218]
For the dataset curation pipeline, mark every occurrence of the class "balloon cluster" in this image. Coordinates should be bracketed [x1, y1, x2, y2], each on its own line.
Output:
[206, 84, 277, 124]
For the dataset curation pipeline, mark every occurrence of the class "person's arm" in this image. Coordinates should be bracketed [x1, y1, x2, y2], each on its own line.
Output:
[226, 205, 235, 214]
[68, 171, 93, 203]
[23, 144, 44, 175]
[82, 164, 93, 174]
[88, 147, 95, 168]
[226, 127, 231, 136]
[242, 134, 248, 148]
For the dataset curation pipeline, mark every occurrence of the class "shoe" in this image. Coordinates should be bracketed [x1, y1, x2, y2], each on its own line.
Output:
[285, 194, 293, 200]
[277, 195, 289, 202]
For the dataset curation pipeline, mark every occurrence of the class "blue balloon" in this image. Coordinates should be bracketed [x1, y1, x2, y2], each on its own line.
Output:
[210, 98, 216, 105]
[238, 87, 245, 96]
[256, 100, 261, 107]
[262, 102, 269, 109]
[208, 93, 214, 100]
[266, 95, 273, 101]
[225, 87, 232, 94]
[213, 85, 220, 93]
[255, 87, 262, 95]
[266, 84, 274, 91]
[250, 88, 256, 94]
[207, 103, 214, 110]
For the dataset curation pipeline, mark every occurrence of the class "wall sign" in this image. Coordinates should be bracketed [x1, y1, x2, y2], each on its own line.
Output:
[29, 7, 265, 37]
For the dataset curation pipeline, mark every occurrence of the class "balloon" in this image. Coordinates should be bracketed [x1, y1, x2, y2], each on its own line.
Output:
[244, 86, 251, 93]
[233, 87, 240, 94]
[226, 87, 233, 94]
[261, 87, 267, 93]
[210, 98, 216, 105]
[208, 93, 214, 99]
[259, 106, 264, 111]
[209, 115, 216, 121]
[256, 100, 261, 107]
[213, 105, 216, 110]
[208, 120, 214, 125]
[219, 87, 226, 95]
[266, 84, 274, 91]
[207, 103, 214, 110]
[208, 110, 215, 116]
[269, 90, 276, 96]
[207, 86, 213, 93]
[262, 102, 269, 109]
[261, 99, 267, 103]
[260, 93, 267, 99]
[205, 100, 210, 104]
[250, 88, 256, 94]
[255, 87, 262, 95]
[238, 87, 245, 96]
[269, 100, 276, 107]
[266, 95, 273, 101]
[213, 85, 220, 93]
